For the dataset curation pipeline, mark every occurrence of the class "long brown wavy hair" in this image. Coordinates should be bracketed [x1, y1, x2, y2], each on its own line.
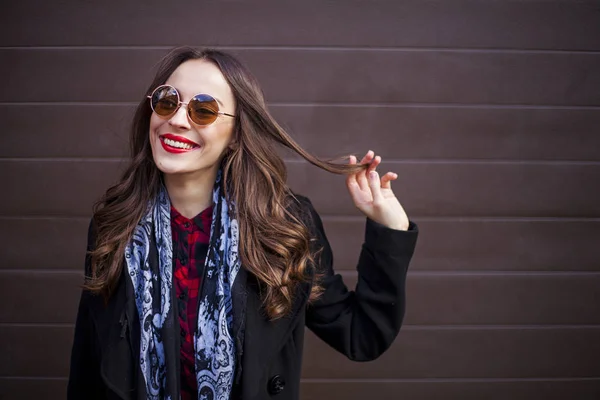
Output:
[86, 47, 364, 319]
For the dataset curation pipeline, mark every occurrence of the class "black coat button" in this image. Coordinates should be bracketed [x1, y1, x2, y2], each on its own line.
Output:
[268, 375, 285, 395]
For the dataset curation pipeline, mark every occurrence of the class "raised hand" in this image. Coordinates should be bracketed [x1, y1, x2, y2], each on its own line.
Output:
[345, 150, 409, 231]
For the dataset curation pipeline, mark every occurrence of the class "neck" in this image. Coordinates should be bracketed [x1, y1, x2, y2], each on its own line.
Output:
[163, 169, 217, 219]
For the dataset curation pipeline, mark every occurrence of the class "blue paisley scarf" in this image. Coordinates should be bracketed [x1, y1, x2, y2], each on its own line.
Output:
[124, 172, 241, 400]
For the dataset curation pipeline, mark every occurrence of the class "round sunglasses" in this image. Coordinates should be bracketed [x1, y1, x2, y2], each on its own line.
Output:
[147, 84, 235, 126]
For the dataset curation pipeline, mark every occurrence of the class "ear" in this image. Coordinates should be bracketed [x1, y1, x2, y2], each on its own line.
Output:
[227, 122, 241, 152]
[227, 135, 240, 151]
[228, 138, 240, 151]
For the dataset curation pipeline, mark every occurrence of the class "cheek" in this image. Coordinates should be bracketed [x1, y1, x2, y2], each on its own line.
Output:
[149, 114, 162, 137]
[148, 116, 164, 161]
[216, 124, 235, 149]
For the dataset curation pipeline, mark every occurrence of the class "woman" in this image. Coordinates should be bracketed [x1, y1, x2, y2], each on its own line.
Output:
[68, 47, 418, 400]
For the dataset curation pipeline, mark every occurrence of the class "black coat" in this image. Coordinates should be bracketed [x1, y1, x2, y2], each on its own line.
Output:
[68, 196, 418, 400]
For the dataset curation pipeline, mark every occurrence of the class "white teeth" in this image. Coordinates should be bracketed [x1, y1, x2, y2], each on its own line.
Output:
[163, 138, 194, 150]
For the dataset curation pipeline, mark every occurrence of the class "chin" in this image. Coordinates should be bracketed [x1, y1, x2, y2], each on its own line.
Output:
[153, 155, 221, 179]
[151, 147, 195, 176]
[150, 144, 223, 179]
[154, 159, 194, 176]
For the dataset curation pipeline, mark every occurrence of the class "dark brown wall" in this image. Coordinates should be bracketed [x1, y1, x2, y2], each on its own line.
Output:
[1, 1, 599, 399]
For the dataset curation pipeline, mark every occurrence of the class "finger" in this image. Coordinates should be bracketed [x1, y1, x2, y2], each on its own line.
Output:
[380, 172, 397, 189]
[346, 155, 365, 203]
[367, 155, 381, 175]
[346, 176, 362, 202]
[346, 155, 359, 187]
[346, 179, 364, 206]
[356, 160, 371, 192]
[359, 150, 375, 165]
[368, 170, 384, 203]
[351, 154, 370, 192]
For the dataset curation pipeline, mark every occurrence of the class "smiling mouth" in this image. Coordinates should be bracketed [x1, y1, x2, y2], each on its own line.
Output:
[162, 137, 195, 150]
[159, 134, 200, 153]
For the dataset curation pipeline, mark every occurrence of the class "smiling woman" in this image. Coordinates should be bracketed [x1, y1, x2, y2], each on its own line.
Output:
[148, 60, 237, 182]
[67, 47, 418, 400]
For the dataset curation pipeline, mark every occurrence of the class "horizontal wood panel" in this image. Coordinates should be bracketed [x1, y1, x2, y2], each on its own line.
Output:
[0, 272, 82, 324]
[2, 325, 599, 379]
[1, 1, 599, 50]
[2, 161, 599, 218]
[0, 49, 161, 104]
[2, 49, 600, 106]
[2, 271, 599, 326]
[290, 162, 600, 217]
[0, 326, 73, 377]
[300, 380, 600, 400]
[0, 105, 132, 158]
[1, 378, 599, 400]
[0, 378, 67, 400]
[0, 160, 123, 217]
[325, 219, 600, 272]
[3, 218, 598, 272]
[3, 104, 600, 161]
[0, 218, 89, 271]
[401, 273, 600, 326]
[274, 106, 600, 161]
[301, 327, 600, 379]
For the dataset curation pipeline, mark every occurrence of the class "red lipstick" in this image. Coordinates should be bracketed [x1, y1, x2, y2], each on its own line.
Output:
[159, 134, 200, 154]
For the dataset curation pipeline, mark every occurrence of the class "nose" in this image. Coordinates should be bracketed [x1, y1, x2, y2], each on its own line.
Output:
[168, 104, 191, 129]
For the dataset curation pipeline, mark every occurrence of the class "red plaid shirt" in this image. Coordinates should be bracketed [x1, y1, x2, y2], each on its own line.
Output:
[171, 205, 212, 400]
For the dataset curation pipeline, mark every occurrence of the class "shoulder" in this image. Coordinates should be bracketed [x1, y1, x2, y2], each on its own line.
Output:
[286, 192, 319, 229]
[285, 192, 331, 252]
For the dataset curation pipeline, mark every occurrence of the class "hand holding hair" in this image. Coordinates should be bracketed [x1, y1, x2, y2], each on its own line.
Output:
[346, 150, 410, 231]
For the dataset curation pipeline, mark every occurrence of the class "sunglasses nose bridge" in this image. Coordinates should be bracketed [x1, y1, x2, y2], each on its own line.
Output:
[180, 100, 200, 125]
[167, 100, 192, 128]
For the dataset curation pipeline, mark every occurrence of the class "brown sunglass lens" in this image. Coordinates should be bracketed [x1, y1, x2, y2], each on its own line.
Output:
[152, 87, 179, 116]
[188, 95, 219, 125]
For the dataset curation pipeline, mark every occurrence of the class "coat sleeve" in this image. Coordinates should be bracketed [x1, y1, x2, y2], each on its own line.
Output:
[302, 196, 418, 361]
[67, 219, 103, 399]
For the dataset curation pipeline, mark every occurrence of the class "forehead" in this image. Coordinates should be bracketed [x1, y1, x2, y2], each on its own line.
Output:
[165, 59, 234, 104]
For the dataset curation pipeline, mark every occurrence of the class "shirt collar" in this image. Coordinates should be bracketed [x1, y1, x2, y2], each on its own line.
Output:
[170, 205, 213, 232]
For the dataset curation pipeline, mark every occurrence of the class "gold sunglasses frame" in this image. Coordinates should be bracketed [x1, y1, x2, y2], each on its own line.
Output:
[147, 84, 235, 126]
